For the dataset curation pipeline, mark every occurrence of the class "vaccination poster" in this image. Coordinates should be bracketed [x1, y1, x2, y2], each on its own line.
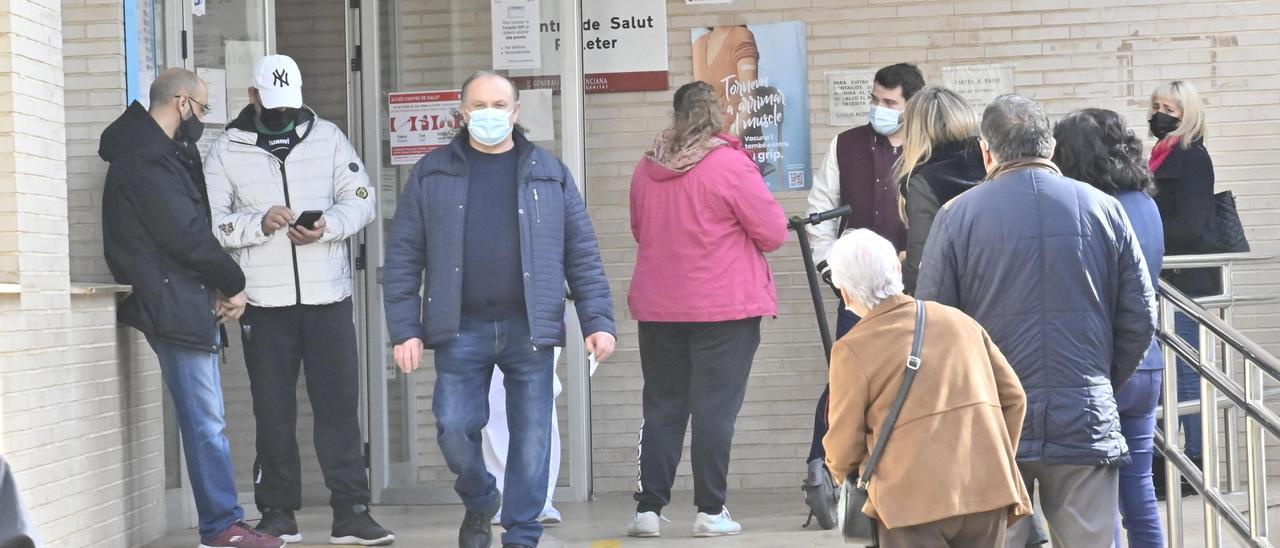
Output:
[388, 90, 463, 165]
[692, 22, 811, 192]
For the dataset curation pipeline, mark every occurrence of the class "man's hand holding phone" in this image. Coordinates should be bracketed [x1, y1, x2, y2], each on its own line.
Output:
[288, 210, 325, 245]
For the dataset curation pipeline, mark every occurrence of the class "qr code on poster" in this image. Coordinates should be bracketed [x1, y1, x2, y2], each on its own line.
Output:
[787, 170, 806, 189]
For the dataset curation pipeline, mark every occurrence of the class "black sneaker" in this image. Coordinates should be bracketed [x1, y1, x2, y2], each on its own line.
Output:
[331, 505, 395, 546]
[459, 506, 497, 548]
[256, 509, 301, 544]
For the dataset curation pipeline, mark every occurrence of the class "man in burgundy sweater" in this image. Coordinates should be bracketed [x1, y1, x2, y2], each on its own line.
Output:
[800, 63, 924, 529]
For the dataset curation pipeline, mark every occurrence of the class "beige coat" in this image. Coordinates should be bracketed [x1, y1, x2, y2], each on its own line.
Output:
[823, 294, 1032, 529]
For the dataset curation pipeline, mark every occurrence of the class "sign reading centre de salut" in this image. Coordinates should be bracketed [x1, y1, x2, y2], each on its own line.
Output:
[509, 0, 669, 94]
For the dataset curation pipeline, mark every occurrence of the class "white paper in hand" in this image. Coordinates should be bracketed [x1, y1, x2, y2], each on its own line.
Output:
[589, 353, 600, 377]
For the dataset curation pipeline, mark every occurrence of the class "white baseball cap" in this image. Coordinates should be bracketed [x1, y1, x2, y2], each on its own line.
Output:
[252, 54, 303, 109]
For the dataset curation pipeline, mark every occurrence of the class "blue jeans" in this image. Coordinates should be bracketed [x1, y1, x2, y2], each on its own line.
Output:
[1114, 369, 1165, 548]
[807, 304, 860, 463]
[433, 317, 554, 547]
[147, 332, 244, 541]
[1174, 312, 1202, 459]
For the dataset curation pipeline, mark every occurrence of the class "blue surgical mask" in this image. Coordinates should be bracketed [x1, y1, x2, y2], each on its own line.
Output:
[467, 107, 514, 146]
[869, 105, 903, 136]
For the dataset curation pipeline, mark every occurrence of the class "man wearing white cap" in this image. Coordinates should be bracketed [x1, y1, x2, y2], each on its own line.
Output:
[205, 54, 393, 545]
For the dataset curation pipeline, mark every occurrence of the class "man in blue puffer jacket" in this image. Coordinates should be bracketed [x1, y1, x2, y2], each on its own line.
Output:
[916, 94, 1156, 547]
[383, 71, 616, 548]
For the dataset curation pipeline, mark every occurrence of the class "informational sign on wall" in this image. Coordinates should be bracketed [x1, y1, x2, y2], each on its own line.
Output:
[388, 90, 463, 165]
[519, 88, 555, 142]
[196, 68, 228, 125]
[509, 0, 668, 94]
[942, 63, 1016, 113]
[492, 0, 541, 70]
[193, 0, 206, 16]
[692, 22, 811, 192]
[225, 40, 264, 115]
[826, 69, 876, 127]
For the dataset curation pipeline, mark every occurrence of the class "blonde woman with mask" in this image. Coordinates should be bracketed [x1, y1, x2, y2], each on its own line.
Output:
[1148, 80, 1216, 496]
[894, 86, 985, 294]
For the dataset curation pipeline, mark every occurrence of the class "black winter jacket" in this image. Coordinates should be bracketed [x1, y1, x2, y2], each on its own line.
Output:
[900, 137, 986, 295]
[100, 102, 246, 352]
[1153, 139, 1219, 297]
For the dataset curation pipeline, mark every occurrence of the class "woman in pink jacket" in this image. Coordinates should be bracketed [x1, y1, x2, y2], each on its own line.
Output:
[625, 81, 788, 539]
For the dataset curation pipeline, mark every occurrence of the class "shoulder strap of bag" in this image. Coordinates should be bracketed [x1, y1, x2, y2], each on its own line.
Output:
[858, 299, 927, 489]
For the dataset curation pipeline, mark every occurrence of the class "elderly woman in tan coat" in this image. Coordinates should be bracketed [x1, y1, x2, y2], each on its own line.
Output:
[822, 229, 1032, 547]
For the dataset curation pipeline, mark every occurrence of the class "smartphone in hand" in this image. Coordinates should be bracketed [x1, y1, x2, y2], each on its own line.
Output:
[293, 210, 323, 230]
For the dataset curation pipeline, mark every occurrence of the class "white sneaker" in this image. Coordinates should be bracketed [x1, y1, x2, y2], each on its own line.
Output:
[539, 506, 563, 527]
[626, 511, 666, 538]
[693, 507, 742, 537]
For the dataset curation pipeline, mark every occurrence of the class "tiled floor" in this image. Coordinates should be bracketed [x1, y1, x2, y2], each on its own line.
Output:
[146, 488, 1270, 547]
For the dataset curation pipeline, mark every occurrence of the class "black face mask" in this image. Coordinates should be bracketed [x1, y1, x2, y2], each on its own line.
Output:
[258, 107, 299, 133]
[1149, 111, 1180, 140]
[178, 105, 205, 143]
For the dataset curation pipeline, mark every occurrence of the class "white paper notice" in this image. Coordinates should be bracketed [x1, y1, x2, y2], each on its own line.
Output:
[519, 88, 554, 142]
[225, 40, 264, 116]
[827, 69, 876, 127]
[492, 0, 541, 70]
[196, 68, 228, 125]
[193, 0, 206, 16]
[388, 90, 464, 165]
[589, 353, 600, 377]
[942, 64, 1016, 113]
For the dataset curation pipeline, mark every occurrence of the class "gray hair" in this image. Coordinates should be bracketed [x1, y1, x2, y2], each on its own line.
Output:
[148, 68, 204, 108]
[980, 94, 1054, 162]
[460, 70, 520, 104]
[828, 229, 904, 312]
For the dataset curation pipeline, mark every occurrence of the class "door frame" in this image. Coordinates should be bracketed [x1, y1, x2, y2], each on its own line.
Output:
[354, 0, 595, 505]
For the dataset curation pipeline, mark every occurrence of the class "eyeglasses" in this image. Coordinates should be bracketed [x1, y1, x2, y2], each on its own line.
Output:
[177, 95, 212, 116]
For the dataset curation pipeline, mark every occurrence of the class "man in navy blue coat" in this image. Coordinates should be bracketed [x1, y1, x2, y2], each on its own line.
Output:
[916, 94, 1156, 547]
[382, 71, 615, 548]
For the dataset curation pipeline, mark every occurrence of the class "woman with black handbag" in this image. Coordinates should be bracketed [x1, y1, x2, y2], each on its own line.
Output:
[1147, 81, 1248, 497]
[822, 229, 1031, 547]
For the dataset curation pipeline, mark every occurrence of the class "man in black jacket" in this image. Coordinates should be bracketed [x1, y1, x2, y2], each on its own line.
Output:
[100, 68, 282, 548]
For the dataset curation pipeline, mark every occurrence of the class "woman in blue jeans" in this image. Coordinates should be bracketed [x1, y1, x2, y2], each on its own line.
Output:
[1054, 108, 1166, 547]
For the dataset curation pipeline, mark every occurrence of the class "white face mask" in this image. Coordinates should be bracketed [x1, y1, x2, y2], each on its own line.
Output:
[467, 107, 514, 146]
[869, 105, 903, 136]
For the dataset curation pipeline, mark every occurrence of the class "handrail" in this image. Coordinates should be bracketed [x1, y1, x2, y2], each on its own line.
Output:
[1158, 282, 1280, 383]
[1161, 251, 1272, 269]
[1156, 279, 1275, 548]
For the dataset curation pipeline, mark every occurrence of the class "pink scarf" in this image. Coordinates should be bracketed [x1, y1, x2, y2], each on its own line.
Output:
[645, 130, 729, 174]
[1149, 136, 1180, 174]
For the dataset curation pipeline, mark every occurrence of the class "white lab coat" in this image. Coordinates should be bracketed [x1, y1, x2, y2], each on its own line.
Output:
[482, 347, 562, 511]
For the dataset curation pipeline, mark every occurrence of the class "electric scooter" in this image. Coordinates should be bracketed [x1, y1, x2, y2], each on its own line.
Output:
[787, 205, 851, 530]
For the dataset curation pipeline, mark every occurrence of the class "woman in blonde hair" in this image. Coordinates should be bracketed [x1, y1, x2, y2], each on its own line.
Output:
[894, 86, 986, 294]
[625, 81, 788, 538]
[1149, 80, 1216, 495]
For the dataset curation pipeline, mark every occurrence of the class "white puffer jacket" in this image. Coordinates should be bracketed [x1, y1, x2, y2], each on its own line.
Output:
[205, 107, 375, 307]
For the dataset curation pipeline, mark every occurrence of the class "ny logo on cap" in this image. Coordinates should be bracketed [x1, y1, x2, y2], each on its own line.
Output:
[272, 69, 290, 87]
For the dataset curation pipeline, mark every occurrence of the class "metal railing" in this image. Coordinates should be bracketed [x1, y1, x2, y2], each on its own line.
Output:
[1155, 252, 1275, 547]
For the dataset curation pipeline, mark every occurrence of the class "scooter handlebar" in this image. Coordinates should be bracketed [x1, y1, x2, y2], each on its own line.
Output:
[788, 205, 852, 229]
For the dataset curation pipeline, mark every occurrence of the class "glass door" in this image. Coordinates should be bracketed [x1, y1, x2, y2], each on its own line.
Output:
[354, 0, 593, 505]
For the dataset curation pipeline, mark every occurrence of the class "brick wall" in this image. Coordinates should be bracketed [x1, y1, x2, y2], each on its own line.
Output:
[62, 0, 125, 283]
[0, 1, 167, 546]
